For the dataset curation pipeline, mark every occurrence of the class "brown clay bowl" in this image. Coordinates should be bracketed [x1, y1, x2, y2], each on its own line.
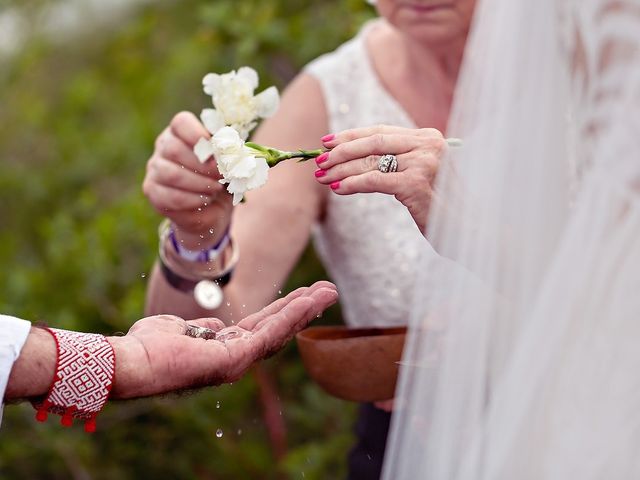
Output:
[296, 325, 407, 402]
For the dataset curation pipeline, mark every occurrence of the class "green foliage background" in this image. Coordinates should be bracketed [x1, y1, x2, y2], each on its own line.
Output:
[0, 1, 374, 478]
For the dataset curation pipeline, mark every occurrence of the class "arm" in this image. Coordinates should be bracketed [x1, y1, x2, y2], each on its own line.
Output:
[5, 327, 56, 399]
[144, 73, 329, 321]
[5, 282, 337, 402]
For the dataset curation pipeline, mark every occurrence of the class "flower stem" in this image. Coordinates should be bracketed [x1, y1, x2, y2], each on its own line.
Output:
[246, 142, 325, 167]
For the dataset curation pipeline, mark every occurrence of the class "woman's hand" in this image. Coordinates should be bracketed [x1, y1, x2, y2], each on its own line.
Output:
[315, 125, 447, 233]
[110, 281, 338, 399]
[143, 111, 233, 249]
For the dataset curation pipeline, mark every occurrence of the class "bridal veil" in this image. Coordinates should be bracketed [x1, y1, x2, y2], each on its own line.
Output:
[383, 0, 640, 478]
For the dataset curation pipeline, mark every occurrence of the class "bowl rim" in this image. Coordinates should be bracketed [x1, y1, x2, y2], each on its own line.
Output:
[296, 325, 407, 342]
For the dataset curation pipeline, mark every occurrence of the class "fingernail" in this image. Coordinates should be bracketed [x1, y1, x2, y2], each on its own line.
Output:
[314, 169, 326, 178]
[321, 134, 335, 143]
[316, 152, 329, 164]
[330, 181, 340, 190]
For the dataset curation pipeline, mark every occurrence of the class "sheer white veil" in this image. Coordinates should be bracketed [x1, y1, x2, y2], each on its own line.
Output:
[383, 0, 640, 478]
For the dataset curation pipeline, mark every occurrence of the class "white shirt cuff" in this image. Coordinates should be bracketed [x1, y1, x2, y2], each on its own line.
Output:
[0, 315, 32, 427]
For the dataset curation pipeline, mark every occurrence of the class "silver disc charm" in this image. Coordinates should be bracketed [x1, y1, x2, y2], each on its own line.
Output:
[194, 280, 224, 310]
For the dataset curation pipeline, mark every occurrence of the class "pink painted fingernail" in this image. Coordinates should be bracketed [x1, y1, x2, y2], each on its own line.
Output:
[321, 134, 335, 143]
[314, 169, 326, 178]
[330, 181, 340, 190]
[316, 152, 329, 164]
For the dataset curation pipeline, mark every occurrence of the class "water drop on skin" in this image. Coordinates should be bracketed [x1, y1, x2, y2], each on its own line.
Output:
[209, 229, 215, 234]
[216, 429, 223, 438]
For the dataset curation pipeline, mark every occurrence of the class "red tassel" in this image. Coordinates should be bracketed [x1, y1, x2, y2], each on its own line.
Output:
[84, 418, 97, 433]
[35, 409, 48, 422]
[61, 411, 73, 427]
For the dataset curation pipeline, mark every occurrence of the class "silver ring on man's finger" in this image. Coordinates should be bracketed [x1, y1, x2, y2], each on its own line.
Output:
[185, 324, 217, 340]
[378, 154, 398, 173]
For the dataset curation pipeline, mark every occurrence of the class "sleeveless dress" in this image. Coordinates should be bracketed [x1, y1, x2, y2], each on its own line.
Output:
[303, 19, 435, 480]
[305, 19, 433, 329]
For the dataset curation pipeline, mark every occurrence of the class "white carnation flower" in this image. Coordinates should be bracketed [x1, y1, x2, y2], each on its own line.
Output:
[201, 66, 279, 140]
[197, 127, 269, 205]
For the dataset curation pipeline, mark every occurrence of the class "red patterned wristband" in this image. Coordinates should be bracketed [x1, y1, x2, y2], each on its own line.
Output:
[32, 328, 116, 433]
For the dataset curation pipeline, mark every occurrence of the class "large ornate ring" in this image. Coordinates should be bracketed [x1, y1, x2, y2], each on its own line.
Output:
[185, 324, 217, 340]
[378, 154, 398, 173]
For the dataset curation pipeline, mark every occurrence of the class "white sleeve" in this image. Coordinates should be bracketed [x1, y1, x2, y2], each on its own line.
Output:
[0, 315, 32, 427]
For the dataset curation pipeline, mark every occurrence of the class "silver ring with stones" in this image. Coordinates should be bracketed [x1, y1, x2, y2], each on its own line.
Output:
[185, 324, 217, 340]
[378, 154, 397, 173]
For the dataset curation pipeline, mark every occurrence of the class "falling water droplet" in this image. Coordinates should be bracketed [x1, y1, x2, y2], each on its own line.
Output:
[216, 429, 223, 438]
[278, 290, 282, 295]
[141, 273, 146, 278]
[237, 428, 242, 435]
[216, 401, 221, 409]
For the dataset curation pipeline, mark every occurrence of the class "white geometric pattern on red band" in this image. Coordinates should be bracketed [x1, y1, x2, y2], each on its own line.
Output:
[32, 328, 115, 432]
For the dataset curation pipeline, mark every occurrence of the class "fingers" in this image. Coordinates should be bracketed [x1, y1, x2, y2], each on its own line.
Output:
[155, 127, 220, 177]
[316, 151, 415, 186]
[320, 134, 427, 170]
[253, 282, 338, 332]
[238, 281, 337, 331]
[128, 314, 186, 335]
[143, 181, 213, 212]
[187, 318, 227, 332]
[328, 170, 405, 196]
[251, 286, 338, 357]
[322, 125, 443, 149]
[147, 155, 223, 195]
[169, 111, 211, 148]
[236, 286, 310, 331]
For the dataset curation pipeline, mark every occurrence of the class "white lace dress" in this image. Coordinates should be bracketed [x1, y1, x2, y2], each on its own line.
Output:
[305, 20, 434, 328]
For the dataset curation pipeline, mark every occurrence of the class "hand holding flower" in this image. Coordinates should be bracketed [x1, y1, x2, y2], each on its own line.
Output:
[315, 125, 453, 233]
[143, 111, 233, 250]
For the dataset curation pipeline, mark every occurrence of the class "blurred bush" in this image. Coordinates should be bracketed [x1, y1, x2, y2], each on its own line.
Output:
[0, 0, 374, 478]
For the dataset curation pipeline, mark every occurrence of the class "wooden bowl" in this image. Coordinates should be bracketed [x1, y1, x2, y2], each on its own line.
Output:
[296, 325, 407, 402]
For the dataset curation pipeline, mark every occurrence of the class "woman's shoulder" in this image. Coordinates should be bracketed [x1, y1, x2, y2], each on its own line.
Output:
[304, 19, 380, 79]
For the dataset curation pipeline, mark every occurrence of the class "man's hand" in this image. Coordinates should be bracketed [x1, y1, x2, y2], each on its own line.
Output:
[110, 281, 337, 399]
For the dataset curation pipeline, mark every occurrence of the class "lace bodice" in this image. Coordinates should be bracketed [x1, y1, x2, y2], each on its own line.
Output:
[305, 20, 433, 328]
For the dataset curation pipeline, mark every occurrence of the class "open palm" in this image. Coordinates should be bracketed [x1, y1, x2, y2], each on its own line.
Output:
[110, 281, 337, 399]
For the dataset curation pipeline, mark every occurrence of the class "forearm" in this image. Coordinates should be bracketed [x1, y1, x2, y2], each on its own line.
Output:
[145, 262, 218, 319]
[5, 327, 56, 400]
[4, 328, 147, 402]
[145, 72, 328, 322]
[144, 197, 317, 323]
